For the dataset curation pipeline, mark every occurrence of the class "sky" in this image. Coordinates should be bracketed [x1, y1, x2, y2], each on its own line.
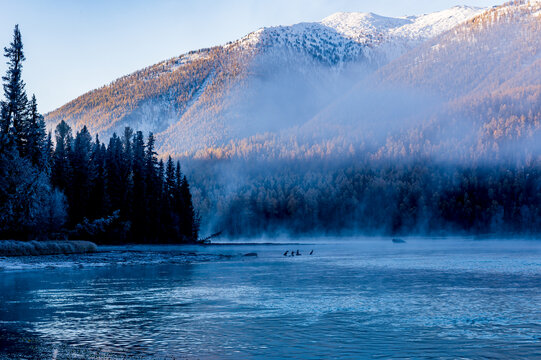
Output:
[0, 0, 502, 113]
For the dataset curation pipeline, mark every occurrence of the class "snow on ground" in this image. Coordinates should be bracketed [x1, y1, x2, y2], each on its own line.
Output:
[0, 240, 97, 257]
[389, 6, 485, 40]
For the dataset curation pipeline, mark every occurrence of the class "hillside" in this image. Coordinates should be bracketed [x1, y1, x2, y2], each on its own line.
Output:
[45, 6, 483, 157]
[373, 0, 541, 158]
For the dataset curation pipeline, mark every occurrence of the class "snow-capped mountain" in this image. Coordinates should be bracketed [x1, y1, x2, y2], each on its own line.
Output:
[321, 6, 484, 62]
[45, 2, 540, 159]
[231, 6, 484, 66]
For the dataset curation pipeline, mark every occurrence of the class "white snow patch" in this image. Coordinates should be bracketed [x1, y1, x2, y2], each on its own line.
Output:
[0, 240, 97, 257]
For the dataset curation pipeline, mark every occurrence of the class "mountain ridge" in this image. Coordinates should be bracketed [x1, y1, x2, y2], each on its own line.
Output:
[45, 5, 485, 157]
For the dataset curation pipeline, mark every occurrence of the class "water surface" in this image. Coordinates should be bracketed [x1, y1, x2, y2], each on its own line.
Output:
[0, 238, 540, 359]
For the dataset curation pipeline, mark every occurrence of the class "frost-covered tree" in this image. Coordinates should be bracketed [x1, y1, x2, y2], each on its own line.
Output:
[0, 25, 65, 239]
[0, 152, 64, 239]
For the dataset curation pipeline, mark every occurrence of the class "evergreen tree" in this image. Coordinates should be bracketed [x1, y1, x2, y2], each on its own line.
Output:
[88, 134, 108, 220]
[70, 126, 92, 224]
[51, 120, 72, 192]
[165, 156, 176, 199]
[121, 127, 133, 175]
[44, 131, 53, 170]
[120, 127, 134, 221]
[144, 133, 160, 241]
[173, 161, 199, 241]
[0, 25, 28, 154]
[26, 94, 46, 167]
[131, 131, 146, 241]
[105, 133, 123, 214]
[180, 174, 199, 241]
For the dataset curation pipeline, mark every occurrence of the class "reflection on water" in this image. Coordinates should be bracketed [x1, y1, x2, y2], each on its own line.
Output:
[0, 238, 540, 359]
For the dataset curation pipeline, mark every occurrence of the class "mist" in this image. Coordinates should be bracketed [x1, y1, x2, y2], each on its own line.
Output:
[177, 48, 541, 239]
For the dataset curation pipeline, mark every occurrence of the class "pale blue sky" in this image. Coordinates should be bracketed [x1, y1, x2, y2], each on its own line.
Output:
[0, 0, 501, 113]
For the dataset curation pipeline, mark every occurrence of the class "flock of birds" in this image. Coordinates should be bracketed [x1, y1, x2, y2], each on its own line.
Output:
[281, 239, 404, 257]
[283, 249, 313, 257]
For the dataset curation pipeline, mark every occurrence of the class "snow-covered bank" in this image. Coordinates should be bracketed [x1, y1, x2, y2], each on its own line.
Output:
[0, 240, 97, 257]
[0, 245, 238, 272]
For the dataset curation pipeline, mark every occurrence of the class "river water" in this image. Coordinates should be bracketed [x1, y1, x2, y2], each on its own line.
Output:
[0, 238, 540, 359]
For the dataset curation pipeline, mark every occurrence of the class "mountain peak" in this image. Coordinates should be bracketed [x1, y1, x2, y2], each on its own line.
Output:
[320, 7, 484, 44]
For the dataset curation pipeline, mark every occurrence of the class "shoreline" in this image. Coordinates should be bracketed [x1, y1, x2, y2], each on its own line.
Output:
[0, 240, 98, 257]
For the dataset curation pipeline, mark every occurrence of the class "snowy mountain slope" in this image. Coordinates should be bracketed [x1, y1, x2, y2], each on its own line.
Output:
[45, 6, 484, 157]
[321, 6, 484, 62]
[311, 0, 541, 159]
[378, 0, 541, 98]
[202, 0, 541, 161]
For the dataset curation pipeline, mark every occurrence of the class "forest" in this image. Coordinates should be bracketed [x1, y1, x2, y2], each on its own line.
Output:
[188, 157, 541, 237]
[0, 26, 199, 244]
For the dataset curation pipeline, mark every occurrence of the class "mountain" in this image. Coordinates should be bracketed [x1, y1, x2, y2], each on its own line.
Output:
[373, 0, 541, 158]
[379, 0, 541, 98]
[43, 1, 541, 236]
[295, 0, 541, 161]
[45, 5, 484, 157]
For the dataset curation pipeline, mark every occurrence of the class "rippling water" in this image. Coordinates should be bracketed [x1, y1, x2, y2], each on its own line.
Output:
[1, 238, 540, 359]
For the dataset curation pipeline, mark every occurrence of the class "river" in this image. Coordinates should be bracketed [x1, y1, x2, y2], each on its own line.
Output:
[0, 238, 540, 359]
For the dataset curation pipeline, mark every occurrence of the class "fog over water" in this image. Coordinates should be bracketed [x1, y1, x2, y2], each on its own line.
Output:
[1, 238, 540, 359]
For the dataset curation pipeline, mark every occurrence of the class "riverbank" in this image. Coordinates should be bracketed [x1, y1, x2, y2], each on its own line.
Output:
[0, 240, 97, 257]
[0, 244, 242, 272]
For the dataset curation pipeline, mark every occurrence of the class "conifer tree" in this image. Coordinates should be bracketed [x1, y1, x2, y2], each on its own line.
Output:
[165, 156, 176, 199]
[180, 175, 199, 240]
[131, 131, 146, 241]
[120, 127, 134, 219]
[26, 95, 46, 167]
[88, 134, 108, 220]
[44, 131, 53, 169]
[144, 133, 160, 240]
[106, 133, 123, 214]
[51, 120, 73, 192]
[0, 25, 28, 154]
[70, 126, 92, 224]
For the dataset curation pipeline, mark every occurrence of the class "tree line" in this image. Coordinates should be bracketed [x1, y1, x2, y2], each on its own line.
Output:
[188, 157, 541, 237]
[0, 25, 199, 243]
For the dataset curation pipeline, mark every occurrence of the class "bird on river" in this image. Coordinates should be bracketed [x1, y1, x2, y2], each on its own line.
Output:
[296, 250, 301, 256]
[309, 250, 314, 255]
[283, 250, 288, 256]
